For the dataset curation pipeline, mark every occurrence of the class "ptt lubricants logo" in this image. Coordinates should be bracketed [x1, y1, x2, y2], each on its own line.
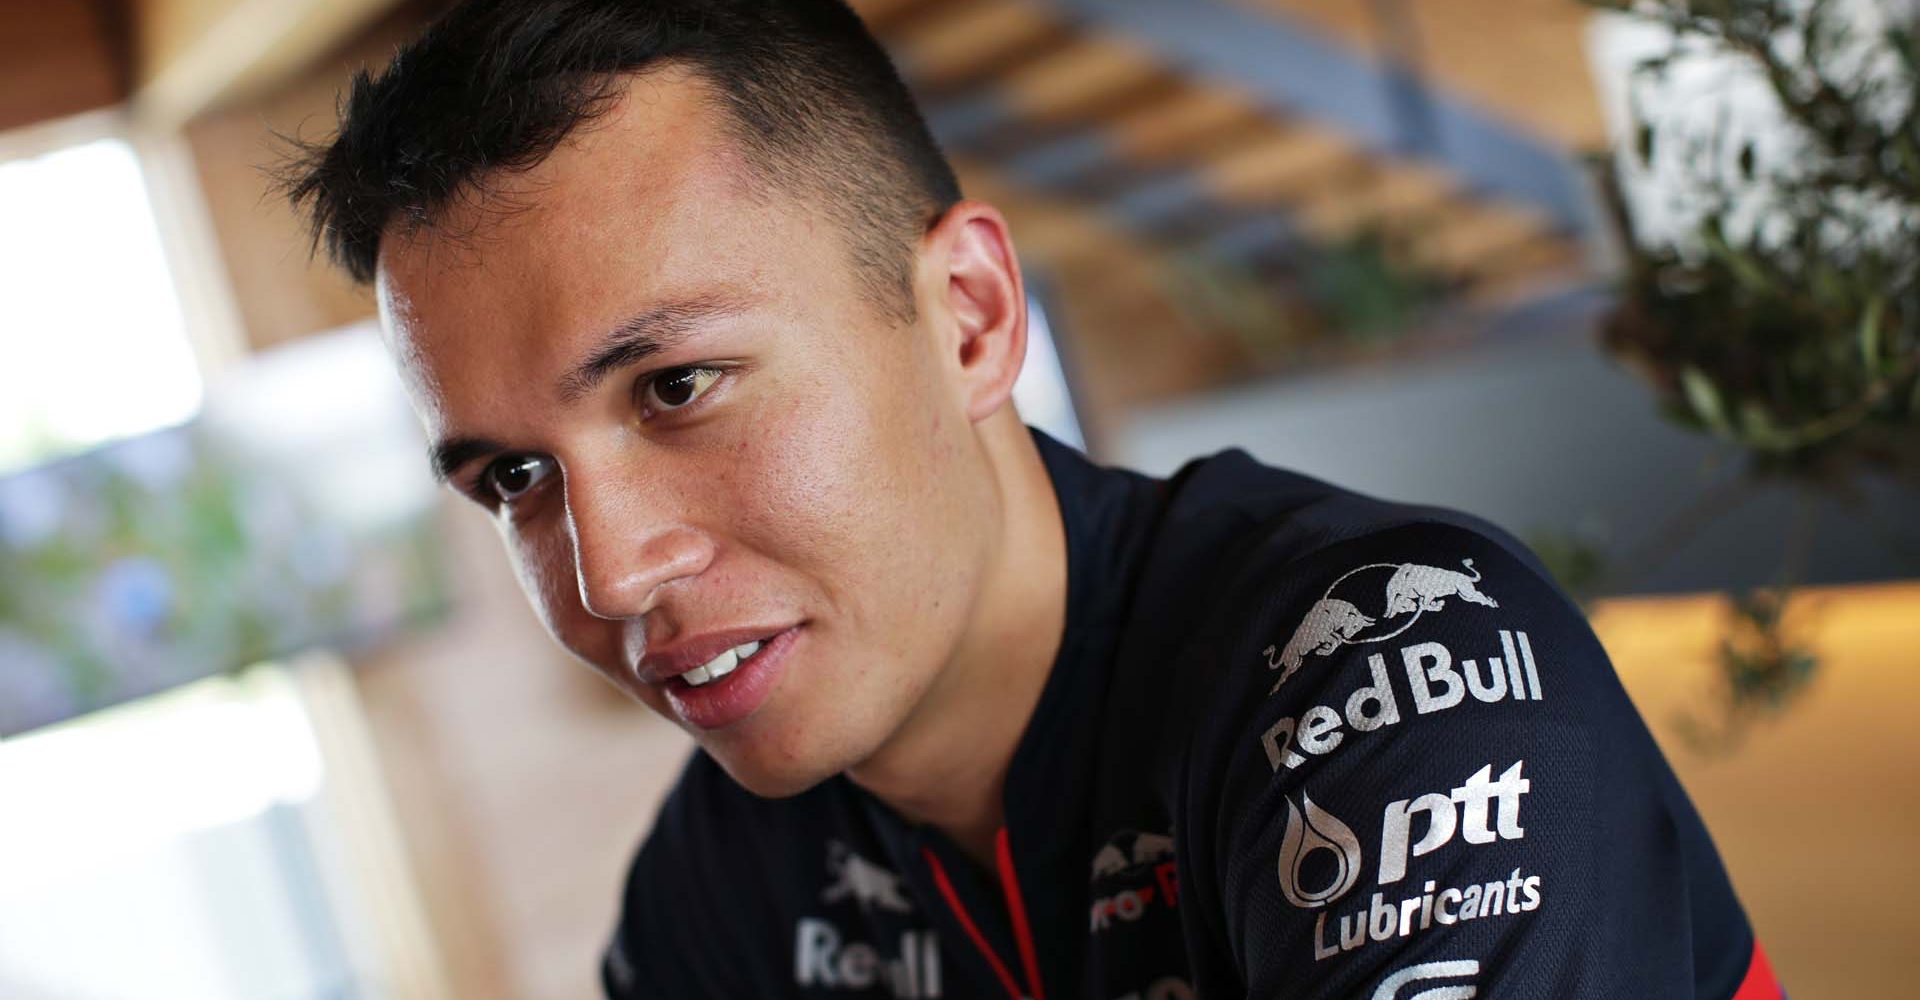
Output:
[1276, 793, 1363, 908]
[1272, 762, 1544, 962]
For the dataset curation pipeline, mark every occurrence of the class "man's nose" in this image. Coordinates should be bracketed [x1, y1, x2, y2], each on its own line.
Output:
[564, 470, 715, 621]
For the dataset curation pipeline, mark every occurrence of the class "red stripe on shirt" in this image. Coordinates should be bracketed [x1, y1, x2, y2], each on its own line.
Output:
[1732, 943, 1782, 1000]
[996, 827, 1048, 1000]
[921, 844, 1027, 1000]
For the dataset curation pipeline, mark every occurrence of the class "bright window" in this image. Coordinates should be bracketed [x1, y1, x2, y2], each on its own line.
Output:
[0, 125, 445, 1000]
[0, 136, 203, 474]
[0, 668, 337, 1000]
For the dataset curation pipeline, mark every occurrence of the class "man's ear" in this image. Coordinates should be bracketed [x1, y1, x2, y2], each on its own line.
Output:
[923, 201, 1027, 423]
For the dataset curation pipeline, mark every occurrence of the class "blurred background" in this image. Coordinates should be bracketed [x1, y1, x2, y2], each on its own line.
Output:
[0, 0, 1916, 996]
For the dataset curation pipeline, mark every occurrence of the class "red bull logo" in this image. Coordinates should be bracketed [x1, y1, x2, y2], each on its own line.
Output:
[1267, 558, 1499, 695]
[794, 920, 942, 997]
[1261, 631, 1545, 773]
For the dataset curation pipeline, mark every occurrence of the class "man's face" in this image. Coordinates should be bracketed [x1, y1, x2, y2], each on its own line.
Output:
[377, 71, 1003, 797]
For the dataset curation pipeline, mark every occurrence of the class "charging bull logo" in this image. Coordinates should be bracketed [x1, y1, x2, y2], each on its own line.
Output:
[821, 841, 914, 914]
[1383, 560, 1498, 617]
[1267, 599, 1376, 692]
[1266, 558, 1498, 695]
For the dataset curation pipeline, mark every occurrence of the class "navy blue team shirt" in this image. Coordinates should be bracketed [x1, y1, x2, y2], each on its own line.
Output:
[602, 429, 1785, 999]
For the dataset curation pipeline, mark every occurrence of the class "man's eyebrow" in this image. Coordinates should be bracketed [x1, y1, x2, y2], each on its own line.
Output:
[429, 436, 508, 485]
[428, 293, 752, 484]
[554, 292, 752, 404]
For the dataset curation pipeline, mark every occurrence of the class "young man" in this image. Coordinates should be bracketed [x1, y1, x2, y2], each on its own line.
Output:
[285, 1, 1783, 997]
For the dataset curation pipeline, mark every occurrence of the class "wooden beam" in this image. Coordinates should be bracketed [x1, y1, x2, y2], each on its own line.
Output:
[854, 0, 975, 39]
[916, 23, 1079, 102]
[1199, 127, 1360, 205]
[130, 0, 409, 128]
[1402, 198, 1555, 276]
[1241, 0, 1608, 150]
[0, 0, 125, 133]
[994, 34, 1166, 128]
[888, 0, 1058, 84]
[1294, 159, 1457, 239]
[1107, 86, 1269, 162]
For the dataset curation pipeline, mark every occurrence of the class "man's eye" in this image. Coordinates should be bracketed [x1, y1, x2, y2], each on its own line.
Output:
[641, 366, 724, 414]
[482, 454, 556, 504]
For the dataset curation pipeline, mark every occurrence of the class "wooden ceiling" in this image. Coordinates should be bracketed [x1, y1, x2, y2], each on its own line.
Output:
[848, 0, 1604, 419]
[128, 0, 406, 127]
[860, 0, 1594, 301]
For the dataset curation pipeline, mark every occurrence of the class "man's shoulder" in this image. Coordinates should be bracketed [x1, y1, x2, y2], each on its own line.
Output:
[1153, 444, 1542, 578]
[1124, 445, 1559, 683]
[1156, 476, 1592, 745]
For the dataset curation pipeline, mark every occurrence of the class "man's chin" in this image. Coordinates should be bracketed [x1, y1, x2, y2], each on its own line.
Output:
[704, 744, 846, 800]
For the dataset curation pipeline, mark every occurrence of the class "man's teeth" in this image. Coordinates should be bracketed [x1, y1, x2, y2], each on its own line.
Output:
[682, 640, 764, 688]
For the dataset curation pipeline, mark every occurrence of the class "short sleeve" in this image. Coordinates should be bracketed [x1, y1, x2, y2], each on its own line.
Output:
[1177, 521, 1755, 999]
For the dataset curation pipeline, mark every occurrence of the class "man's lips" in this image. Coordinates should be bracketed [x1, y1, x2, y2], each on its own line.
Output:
[634, 623, 803, 685]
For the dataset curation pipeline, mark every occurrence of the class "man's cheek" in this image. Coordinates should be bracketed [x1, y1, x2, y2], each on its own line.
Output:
[728, 411, 864, 542]
[505, 528, 588, 639]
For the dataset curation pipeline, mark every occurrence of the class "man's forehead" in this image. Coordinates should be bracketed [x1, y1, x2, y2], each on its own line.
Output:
[372, 68, 777, 377]
[375, 67, 752, 283]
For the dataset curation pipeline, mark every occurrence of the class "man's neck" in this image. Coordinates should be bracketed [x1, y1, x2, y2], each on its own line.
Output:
[845, 416, 1069, 872]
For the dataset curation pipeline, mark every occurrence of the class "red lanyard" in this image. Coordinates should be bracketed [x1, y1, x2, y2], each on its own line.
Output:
[920, 827, 1048, 1000]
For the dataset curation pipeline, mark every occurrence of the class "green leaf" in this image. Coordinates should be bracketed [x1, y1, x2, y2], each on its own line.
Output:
[1699, 217, 1771, 293]
[1890, 26, 1920, 77]
[1811, 263, 1845, 308]
[1858, 296, 1886, 373]
[1898, 137, 1920, 181]
[1738, 401, 1790, 449]
[1681, 366, 1732, 434]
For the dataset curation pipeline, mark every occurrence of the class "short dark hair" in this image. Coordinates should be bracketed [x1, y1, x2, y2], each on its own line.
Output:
[281, 0, 962, 317]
